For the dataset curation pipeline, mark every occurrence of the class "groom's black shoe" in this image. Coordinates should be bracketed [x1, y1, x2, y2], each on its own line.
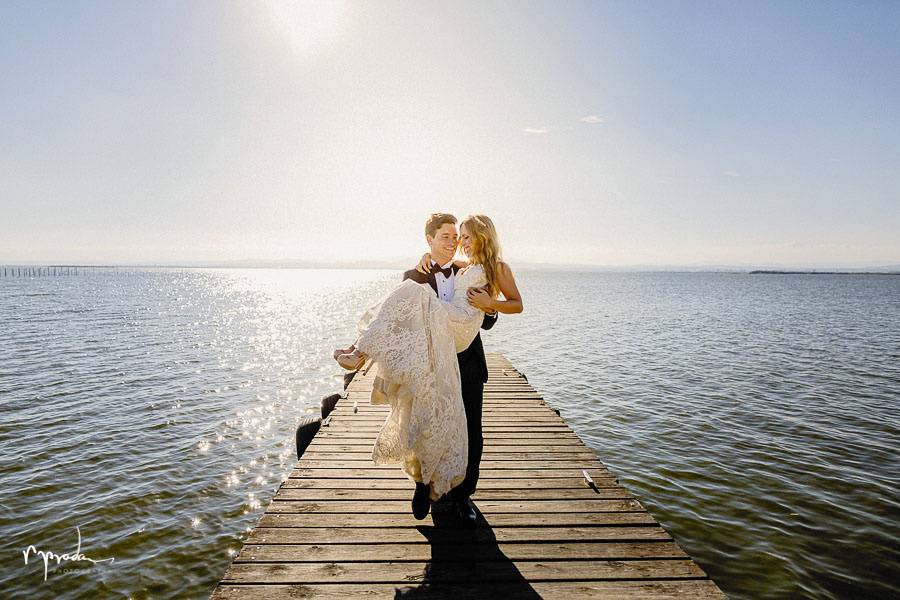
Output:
[455, 496, 477, 526]
[412, 482, 431, 520]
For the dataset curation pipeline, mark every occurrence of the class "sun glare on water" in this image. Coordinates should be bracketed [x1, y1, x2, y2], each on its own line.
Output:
[260, 0, 348, 58]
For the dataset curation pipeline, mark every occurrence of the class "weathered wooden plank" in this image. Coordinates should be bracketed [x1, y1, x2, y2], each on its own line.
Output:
[315, 428, 577, 436]
[298, 455, 600, 465]
[221, 559, 707, 584]
[320, 426, 575, 433]
[310, 433, 585, 442]
[234, 541, 687, 562]
[319, 418, 568, 425]
[212, 580, 728, 600]
[345, 385, 537, 390]
[290, 468, 613, 479]
[297, 453, 604, 463]
[257, 513, 658, 528]
[295, 462, 601, 474]
[339, 401, 540, 404]
[274, 488, 630, 501]
[301, 451, 598, 461]
[281, 477, 619, 490]
[329, 409, 552, 416]
[329, 407, 551, 414]
[347, 384, 544, 400]
[324, 409, 565, 425]
[301, 449, 596, 458]
[345, 388, 540, 393]
[266, 499, 644, 514]
[342, 387, 541, 392]
[244, 525, 673, 545]
[306, 436, 584, 453]
[340, 392, 539, 396]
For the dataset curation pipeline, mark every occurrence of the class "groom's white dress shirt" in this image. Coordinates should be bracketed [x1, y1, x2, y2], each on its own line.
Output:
[432, 259, 455, 302]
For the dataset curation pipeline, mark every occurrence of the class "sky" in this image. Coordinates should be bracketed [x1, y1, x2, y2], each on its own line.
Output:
[1, 1, 898, 268]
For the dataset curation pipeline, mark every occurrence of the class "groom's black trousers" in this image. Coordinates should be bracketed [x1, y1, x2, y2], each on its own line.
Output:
[456, 378, 484, 499]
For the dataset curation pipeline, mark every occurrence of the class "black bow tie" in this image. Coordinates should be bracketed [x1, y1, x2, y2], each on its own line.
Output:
[432, 264, 453, 278]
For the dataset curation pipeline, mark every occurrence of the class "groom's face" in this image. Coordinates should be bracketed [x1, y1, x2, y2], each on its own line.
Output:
[427, 223, 458, 265]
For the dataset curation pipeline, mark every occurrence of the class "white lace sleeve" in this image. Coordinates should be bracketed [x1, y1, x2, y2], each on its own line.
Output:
[442, 266, 488, 352]
[442, 297, 481, 323]
[443, 266, 484, 322]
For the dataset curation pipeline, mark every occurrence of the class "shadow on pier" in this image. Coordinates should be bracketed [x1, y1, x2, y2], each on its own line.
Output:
[394, 501, 541, 599]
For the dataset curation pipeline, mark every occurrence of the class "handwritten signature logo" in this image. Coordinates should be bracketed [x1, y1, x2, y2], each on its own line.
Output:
[22, 526, 115, 581]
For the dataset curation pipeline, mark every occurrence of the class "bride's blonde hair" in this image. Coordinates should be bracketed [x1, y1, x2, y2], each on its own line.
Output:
[460, 214, 502, 297]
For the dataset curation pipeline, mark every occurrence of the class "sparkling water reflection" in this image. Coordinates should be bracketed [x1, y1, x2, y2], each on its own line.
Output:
[0, 269, 897, 599]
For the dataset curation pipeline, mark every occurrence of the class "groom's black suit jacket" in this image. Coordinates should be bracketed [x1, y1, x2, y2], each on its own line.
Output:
[401, 265, 497, 383]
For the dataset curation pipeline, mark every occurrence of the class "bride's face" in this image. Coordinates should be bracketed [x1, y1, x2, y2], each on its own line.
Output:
[459, 226, 473, 257]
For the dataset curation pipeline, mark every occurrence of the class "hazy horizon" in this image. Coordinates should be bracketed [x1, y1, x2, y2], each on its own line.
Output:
[2, 2, 898, 266]
[2, 258, 899, 273]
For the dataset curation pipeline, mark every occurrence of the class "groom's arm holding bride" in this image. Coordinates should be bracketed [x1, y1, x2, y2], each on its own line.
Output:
[477, 299, 498, 331]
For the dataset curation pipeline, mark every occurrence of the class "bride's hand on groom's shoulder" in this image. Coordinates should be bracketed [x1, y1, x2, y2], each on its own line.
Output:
[416, 253, 432, 274]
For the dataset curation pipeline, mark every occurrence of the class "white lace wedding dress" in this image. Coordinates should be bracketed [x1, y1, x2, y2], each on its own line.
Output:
[354, 265, 488, 500]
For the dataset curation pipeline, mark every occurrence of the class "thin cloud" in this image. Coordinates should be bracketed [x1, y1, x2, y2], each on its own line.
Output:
[723, 171, 741, 177]
[522, 127, 550, 134]
[579, 115, 604, 124]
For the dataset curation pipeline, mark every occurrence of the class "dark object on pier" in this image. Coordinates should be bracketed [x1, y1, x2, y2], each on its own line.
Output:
[295, 416, 322, 459]
[320, 393, 341, 419]
[343, 370, 357, 389]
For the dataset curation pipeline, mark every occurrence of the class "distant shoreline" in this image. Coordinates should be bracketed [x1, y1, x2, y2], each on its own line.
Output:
[749, 270, 900, 275]
[2, 264, 898, 275]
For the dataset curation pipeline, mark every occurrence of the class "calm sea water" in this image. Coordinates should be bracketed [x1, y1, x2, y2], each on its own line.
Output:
[0, 269, 897, 599]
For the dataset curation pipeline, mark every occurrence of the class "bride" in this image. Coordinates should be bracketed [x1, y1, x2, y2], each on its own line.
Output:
[333, 214, 523, 518]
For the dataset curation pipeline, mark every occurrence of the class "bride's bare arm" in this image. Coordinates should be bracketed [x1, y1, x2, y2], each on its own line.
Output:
[467, 262, 523, 314]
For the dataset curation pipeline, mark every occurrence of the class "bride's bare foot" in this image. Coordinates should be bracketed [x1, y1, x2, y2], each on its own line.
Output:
[336, 349, 366, 371]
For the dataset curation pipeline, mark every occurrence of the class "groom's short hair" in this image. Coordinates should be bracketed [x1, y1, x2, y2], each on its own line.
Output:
[425, 213, 457, 238]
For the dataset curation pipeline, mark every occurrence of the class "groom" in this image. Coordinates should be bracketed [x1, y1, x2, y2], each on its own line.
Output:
[403, 213, 497, 525]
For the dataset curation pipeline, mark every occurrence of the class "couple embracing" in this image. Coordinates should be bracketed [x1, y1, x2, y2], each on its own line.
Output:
[334, 213, 523, 524]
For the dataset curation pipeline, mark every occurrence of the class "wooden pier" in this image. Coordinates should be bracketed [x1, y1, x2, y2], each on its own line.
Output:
[211, 353, 727, 599]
